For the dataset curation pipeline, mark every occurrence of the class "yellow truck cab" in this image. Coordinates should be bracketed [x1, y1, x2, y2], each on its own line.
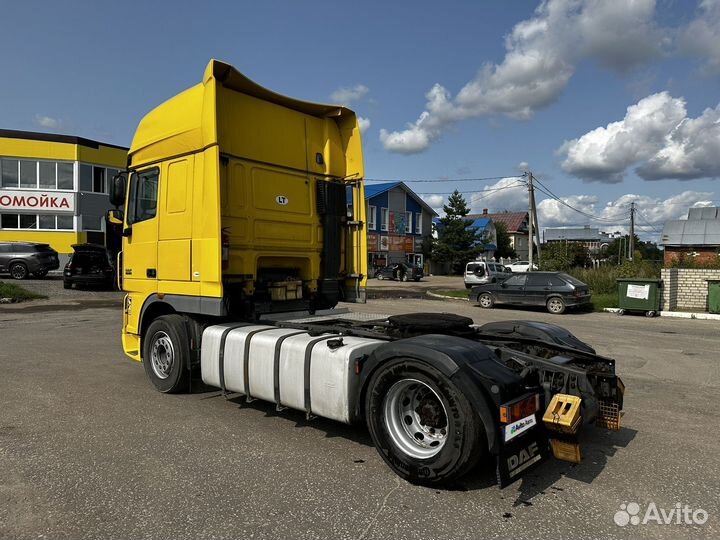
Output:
[110, 60, 625, 488]
[113, 59, 367, 362]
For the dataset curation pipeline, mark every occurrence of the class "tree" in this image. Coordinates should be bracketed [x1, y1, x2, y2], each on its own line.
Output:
[539, 242, 590, 271]
[605, 235, 662, 264]
[494, 222, 517, 259]
[432, 190, 484, 274]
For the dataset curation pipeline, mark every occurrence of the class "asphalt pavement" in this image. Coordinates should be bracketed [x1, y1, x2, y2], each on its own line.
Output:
[0, 288, 718, 539]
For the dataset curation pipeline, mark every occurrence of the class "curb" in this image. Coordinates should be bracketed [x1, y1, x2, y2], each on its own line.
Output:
[603, 307, 720, 320]
[426, 291, 469, 302]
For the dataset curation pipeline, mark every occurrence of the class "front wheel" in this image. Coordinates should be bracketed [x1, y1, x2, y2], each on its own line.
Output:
[478, 292, 494, 309]
[365, 359, 485, 486]
[546, 297, 566, 314]
[143, 314, 191, 393]
[401, 274, 409, 282]
[377, 274, 385, 280]
[9, 262, 28, 280]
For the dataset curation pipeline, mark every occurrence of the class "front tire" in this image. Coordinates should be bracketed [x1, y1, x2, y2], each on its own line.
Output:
[546, 297, 566, 314]
[365, 359, 485, 486]
[143, 314, 190, 393]
[478, 292, 494, 309]
[9, 262, 28, 280]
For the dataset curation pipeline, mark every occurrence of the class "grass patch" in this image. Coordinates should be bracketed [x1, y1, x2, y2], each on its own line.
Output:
[0, 280, 45, 302]
[433, 289, 470, 299]
[590, 293, 617, 312]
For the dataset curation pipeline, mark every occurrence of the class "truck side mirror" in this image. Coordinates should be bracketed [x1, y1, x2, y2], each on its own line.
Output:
[109, 173, 127, 207]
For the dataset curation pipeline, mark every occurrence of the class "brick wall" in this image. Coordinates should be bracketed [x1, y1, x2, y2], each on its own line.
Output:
[661, 268, 720, 312]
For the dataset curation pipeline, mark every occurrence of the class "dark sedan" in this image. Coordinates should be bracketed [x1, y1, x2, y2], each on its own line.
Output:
[469, 271, 591, 314]
[374, 263, 423, 282]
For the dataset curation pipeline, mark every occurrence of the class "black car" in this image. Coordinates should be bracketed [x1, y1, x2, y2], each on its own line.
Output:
[63, 244, 115, 290]
[469, 271, 591, 314]
[0, 241, 59, 279]
[374, 263, 423, 282]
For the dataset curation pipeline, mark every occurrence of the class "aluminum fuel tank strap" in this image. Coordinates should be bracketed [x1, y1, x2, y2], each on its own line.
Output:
[243, 327, 280, 403]
[304, 336, 335, 419]
[218, 323, 253, 398]
[273, 331, 307, 411]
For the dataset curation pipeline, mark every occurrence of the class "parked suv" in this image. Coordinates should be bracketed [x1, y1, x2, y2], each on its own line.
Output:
[63, 244, 115, 290]
[464, 261, 506, 289]
[469, 271, 591, 314]
[0, 242, 59, 279]
[374, 262, 423, 281]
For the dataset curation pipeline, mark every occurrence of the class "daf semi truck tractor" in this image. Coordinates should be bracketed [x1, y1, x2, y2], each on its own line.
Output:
[108, 60, 625, 487]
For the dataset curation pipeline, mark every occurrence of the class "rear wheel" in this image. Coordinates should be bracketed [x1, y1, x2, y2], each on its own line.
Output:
[9, 262, 28, 280]
[377, 274, 385, 280]
[143, 314, 190, 393]
[478, 292, 494, 309]
[365, 359, 484, 486]
[401, 273, 409, 282]
[546, 297, 566, 314]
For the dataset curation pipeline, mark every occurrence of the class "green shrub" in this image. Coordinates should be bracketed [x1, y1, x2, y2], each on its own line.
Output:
[565, 261, 661, 295]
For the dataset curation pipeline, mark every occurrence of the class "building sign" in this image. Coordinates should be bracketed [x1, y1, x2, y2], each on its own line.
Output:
[367, 234, 379, 251]
[414, 236, 424, 252]
[379, 236, 389, 251]
[0, 190, 75, 213]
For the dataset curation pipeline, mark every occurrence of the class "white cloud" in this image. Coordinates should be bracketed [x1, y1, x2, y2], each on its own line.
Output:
[679, 0, 720, 75]
[467, 177, 528, 214]
[380, 0, 664, 153]
[560, 92, 720, 182]
[33, 115, 61, 129]
[537, 190, 715, 230]
[422, 194, 445, 215]
[357, 116, 371, 133]
[331, 84, 369, 105]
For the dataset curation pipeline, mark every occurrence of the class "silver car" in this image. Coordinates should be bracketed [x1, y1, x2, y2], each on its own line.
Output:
[463, 261, 507, 289]
[0, 242, 60, 279]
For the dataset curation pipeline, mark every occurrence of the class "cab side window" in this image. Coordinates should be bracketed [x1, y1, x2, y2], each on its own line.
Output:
[127, 169, 159, 225]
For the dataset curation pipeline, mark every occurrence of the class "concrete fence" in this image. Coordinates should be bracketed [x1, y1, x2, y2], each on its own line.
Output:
[660, 268, 720, 312]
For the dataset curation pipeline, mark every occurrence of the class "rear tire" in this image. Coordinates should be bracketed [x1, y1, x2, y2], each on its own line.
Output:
[478, 292, 494, 309]
[365, 358, 485, 486]
[9, 262, 28, 280]
[401, 274, 409, 282]
[546, 297, 566, 314]
[143, 314, 190, 393]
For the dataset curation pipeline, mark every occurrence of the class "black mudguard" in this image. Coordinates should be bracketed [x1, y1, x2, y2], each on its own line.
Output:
[356, 334, 525, 456]
[479, 320, 596, 354]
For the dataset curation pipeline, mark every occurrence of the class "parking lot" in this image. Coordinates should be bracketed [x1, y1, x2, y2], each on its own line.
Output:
[0, 284, 718, 539]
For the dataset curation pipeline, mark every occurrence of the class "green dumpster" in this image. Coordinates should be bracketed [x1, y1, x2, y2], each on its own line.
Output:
[708, 281, 720, 314]
[616, 278, 662, 317]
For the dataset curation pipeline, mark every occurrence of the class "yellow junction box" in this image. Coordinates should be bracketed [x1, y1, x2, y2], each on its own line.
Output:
[543, 394, 582, 434]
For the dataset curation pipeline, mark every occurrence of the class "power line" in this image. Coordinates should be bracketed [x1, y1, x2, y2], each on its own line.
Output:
[532, 181, 627, 224]
[365, 175, 518, 184]
[413, 181, 527, 196]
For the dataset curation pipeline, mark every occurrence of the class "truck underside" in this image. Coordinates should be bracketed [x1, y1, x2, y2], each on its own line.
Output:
[145, 309, 624, 487]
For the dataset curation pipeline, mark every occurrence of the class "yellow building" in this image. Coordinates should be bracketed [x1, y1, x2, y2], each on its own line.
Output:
[0, 129, 127, 261]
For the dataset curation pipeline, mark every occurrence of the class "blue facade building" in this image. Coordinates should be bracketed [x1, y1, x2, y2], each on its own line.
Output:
[363, 182, 437, 269]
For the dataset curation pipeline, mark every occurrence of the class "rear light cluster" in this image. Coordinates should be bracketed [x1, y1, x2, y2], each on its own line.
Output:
[500, 393, 540, 423]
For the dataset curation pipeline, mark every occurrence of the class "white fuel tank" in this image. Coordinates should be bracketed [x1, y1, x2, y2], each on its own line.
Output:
[201, 323, 383, 424]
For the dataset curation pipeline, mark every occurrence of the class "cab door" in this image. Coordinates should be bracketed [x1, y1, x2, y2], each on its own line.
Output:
[122, 168, 159, 294]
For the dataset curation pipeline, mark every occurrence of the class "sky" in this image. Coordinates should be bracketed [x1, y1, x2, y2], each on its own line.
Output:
[2, 0, 720, 241]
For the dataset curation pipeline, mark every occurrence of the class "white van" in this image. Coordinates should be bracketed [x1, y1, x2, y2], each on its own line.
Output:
[464, 261, 507, 288]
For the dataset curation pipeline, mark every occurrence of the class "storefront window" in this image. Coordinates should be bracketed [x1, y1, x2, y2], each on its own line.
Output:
[1, 159, 19, 188]
[79, 164, 93, 191]
[39, 215, 56, 229]
[20, 214, 37, 229]
[57, 162, 74, 190]
[0, 213, 19, 229]
[57, 215, 73, 230]
[19, 160, 37, 188]
[39, 162, 57, 189]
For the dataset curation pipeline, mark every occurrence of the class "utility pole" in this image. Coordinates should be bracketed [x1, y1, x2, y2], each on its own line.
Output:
[629, 201, 635, 261]
[527, 172, 534, 271]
